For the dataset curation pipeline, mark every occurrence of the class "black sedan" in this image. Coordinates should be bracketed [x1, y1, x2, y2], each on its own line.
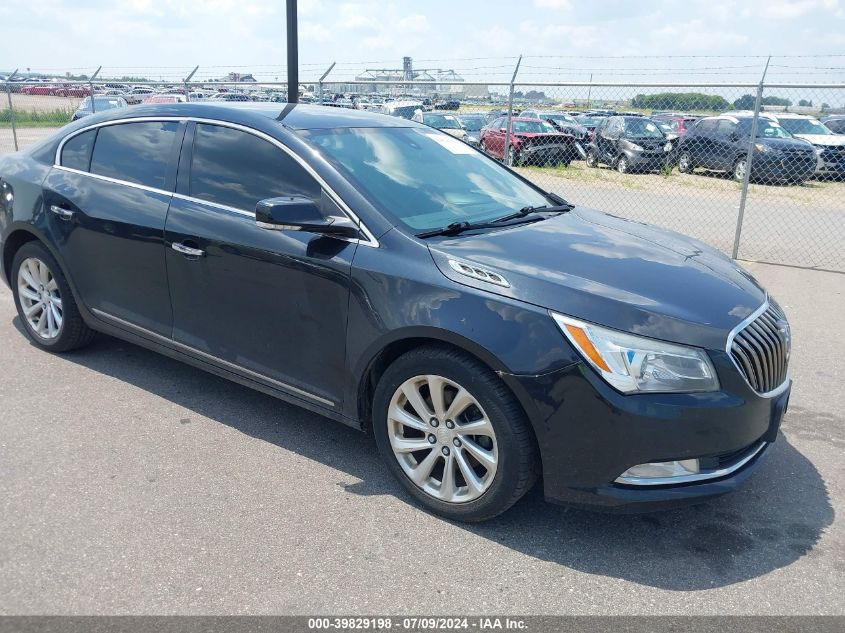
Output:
[0, 103, 791, 521]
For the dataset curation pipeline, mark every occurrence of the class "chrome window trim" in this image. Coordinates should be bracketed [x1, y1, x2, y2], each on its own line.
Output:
[90, 308, 335, 408]
[53, 115, 379, 248]
[53, 165, 174, 198]
[724, 297, 791, 398]
[615, 441, 767, 487]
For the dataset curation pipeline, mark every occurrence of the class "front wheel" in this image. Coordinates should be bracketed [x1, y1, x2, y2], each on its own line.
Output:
[677, 151, 694, 173]
[372, 345, 538, 522]
[616, 155, 630, 174]
[733, 157, 748, 182]
[507, 146, 521, 167]
[585, 149, 599, 167]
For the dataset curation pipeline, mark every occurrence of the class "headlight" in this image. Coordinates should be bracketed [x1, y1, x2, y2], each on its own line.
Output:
[754, 143, 773, 153]
[626, 142, 643, 152]
[551, 312, 719, 394]
[663, 142, 672, 152]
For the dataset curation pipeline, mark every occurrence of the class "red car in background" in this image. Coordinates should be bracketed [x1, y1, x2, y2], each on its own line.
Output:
[651, 113, 702, 135]
[480, 116, 576, 166]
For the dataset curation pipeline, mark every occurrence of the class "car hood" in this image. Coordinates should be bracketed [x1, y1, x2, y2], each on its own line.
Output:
[793, 133, 845, 146]
[428, 208, 766, 350]
[757, 137, 814, 151]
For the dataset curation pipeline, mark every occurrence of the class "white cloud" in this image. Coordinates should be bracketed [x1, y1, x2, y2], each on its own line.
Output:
[301, 21, 331, 43]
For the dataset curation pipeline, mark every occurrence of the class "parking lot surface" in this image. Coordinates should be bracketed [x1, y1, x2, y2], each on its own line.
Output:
[0, 261, 843, 615]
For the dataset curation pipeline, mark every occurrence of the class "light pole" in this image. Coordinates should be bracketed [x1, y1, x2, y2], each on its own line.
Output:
[287, 0, 299, 103]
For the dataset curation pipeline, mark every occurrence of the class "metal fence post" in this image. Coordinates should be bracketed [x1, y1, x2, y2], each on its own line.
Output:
[503, 55, 522, 166]
[89, 66, 101, 113]
[318, 62, 336, 105]
[5, 68, 19, 151]
[183, 65, 199, 102]
[732, 56, 771, 259]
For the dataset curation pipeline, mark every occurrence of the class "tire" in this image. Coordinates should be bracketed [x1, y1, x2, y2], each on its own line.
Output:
[733, 157, 748, 182]
[11, 241, 95, 353]
[507, 146, 520, 167]
[616, 155, 630, 174]
[585, 149, 598, 167]
[677, 151, 694, 174]
[372, 345, 539, 522]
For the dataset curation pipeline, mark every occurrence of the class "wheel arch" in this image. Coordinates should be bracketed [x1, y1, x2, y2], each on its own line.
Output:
[2, 226, 47, 286]
[354, 328, 519, 432]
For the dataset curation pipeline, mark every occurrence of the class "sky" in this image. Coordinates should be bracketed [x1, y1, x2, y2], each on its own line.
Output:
[2, 0, 845, 84]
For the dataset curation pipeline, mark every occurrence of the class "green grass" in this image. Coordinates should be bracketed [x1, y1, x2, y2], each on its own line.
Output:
[0, 109, 72, 128]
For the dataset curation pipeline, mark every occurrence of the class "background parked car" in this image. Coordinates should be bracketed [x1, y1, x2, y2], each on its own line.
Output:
[455, 114, 487, 147]
[651, 113, 702, 137]
[520, 110, 589, 158]
[574, 113, 611, 142]
[676, 115, 817, 184]
[71, 96, 129, 121]
[142, 94, 187, 104]
[586, 116, 672, 174]
[765, 113, 845, 179]
[480, 117, 575, 166]
[411, 111, 469, 142]
[434, 99, 460, 110]
[822, 115, 845, 134]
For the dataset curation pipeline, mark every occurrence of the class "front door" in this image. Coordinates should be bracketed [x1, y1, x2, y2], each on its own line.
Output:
[164, 122, 357, 409]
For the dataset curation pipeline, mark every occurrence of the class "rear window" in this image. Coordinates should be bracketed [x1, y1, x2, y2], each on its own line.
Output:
[89, 121, 180, 190]
[61, 129, 96, 171]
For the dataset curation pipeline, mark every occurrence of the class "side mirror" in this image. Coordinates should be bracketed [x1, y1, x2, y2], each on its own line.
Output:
[255, 196, 361, 238]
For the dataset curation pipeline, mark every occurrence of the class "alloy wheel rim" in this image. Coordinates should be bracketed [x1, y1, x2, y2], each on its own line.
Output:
[735, 160, 747, 180]
[679, 153, 690, 171]
[17, 257, 63, 340]
[387, 375, 498, 503]
[617, 158, 627, 172]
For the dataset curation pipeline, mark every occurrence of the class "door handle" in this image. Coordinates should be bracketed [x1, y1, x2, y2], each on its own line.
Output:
[49, 204, 75, 220]
[171, 242, 205, 258]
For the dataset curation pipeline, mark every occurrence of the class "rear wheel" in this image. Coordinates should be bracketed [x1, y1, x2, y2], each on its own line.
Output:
[11, 241, 95, 352]
[616, 155, 630, 173]
[372, 345, 538, 522]
[586, 149, 599, 167]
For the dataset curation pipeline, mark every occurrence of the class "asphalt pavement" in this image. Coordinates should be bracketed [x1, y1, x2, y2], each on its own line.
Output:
[0, 261, 843, 615]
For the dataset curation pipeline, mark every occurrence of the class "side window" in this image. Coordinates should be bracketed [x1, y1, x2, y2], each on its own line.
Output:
[90, 121, 180, 190]
[698, 119, 718, 134]
[716, 120, 737, 137]
[190, 123, 322, 212]
[61, 129, 96, 171]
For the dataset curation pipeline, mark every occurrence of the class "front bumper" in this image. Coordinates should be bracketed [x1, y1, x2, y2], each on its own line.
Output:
[519, 143, 574, 165]
[501, 353, 789, 512]
[752, 154, 817, 182]
[623, 149, 671, 170]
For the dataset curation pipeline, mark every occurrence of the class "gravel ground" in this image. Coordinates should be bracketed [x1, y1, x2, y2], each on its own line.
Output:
[0, 261, 843, 615]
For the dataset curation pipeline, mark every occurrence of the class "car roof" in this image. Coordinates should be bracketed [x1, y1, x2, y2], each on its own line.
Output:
[70, 102, 423, 130]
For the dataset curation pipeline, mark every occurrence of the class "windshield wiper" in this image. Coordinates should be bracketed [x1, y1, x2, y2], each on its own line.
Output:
[416, 215, 545, 239]
[491, 202, 572, 224]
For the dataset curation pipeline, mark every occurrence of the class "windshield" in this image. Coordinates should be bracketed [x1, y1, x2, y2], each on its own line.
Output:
[541, 113, 576, 125]
[423, 114, 462, 130]
[575, 115, 603, 126]
[458, 117, 485, 131]
[81, 97, 122, 110]
[302, 127, 549, 232]
[512, 120, 557, 134]
[738, 119, 793, 138]
[623, 118, 664, 138]
[777, 118, 833, 136]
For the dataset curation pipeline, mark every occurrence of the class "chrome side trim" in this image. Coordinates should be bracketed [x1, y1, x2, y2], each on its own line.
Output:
[171, 192, 254, 218]
[615, 441, 767, 487]
[90, 308, 335, 408]
[53, 165, 173, 198]
[725, 297, 791, 398]
[53, 115, 379, 248]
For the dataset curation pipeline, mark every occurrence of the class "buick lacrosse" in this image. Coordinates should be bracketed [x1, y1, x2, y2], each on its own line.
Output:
[0, 104, 791, 521]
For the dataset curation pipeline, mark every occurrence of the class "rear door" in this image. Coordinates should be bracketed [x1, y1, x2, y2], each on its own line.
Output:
[164, 122, 357, 408]
[688, 119, 718, 168]
[713, 120, 740, 170]
[42, 119, 183, 336]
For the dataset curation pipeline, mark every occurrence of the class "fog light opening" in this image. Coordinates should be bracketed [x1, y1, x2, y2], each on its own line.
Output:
[616, 458, 700, 484]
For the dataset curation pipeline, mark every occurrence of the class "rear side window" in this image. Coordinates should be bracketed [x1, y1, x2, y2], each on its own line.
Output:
[61, 129, 96, 171]
[90, 121, 180, 190]
[716, 120, 737, 136]
[189, 123, 321, 212]
[826, 119, 845, 133]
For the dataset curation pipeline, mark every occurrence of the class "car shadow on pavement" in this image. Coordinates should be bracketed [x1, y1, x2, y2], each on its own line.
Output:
[36, 325, 835, 593]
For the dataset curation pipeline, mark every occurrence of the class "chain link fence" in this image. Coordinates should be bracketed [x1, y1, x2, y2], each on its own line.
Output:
[2, 77, 844, 271]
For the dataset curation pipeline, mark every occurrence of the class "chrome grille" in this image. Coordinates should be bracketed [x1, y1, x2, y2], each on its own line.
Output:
[729, 302, 791, 394]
